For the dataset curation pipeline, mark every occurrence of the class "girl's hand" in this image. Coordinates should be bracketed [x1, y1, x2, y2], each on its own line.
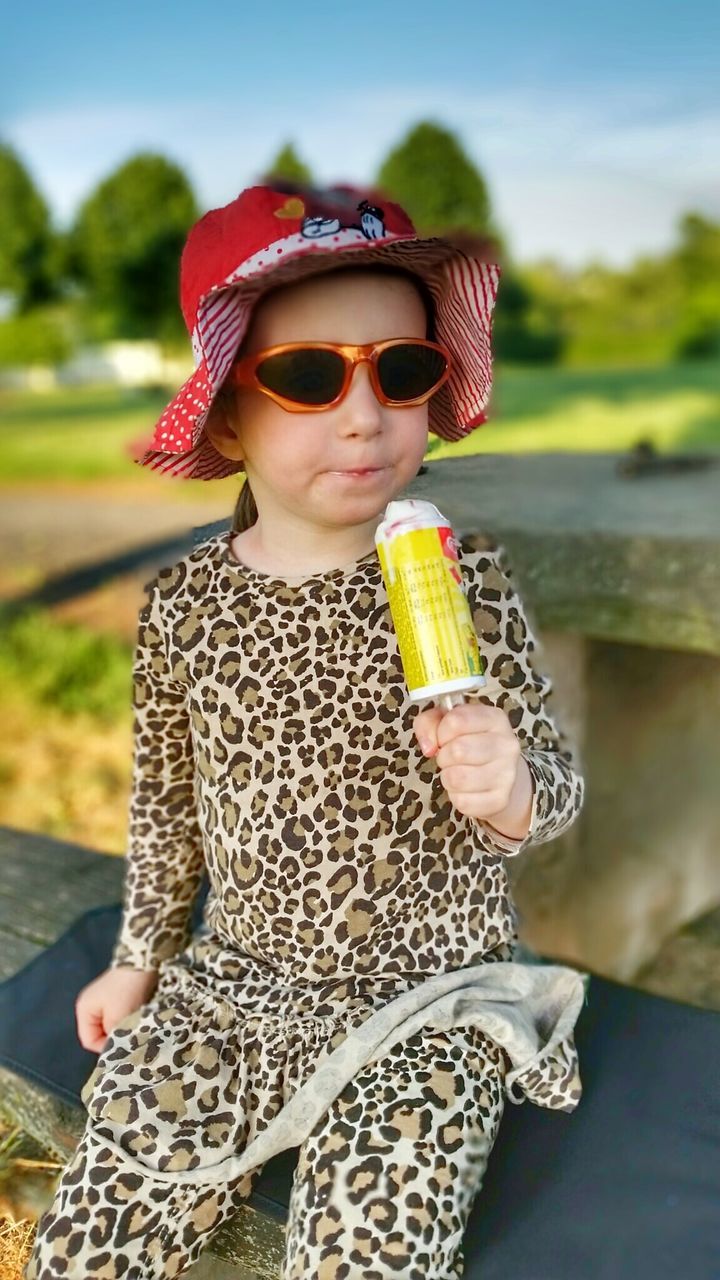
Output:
[75, 966, 159, 1053]
[413, 702, 534, 837]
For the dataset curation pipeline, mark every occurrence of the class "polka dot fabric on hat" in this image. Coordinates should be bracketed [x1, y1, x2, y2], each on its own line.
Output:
[149, 363, 214, 455]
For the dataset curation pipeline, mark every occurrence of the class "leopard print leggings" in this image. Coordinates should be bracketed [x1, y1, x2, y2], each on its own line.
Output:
[25, 986, 507, 1280]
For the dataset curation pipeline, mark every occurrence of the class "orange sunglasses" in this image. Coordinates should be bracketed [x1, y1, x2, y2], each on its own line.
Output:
[226, 338, 453, 412]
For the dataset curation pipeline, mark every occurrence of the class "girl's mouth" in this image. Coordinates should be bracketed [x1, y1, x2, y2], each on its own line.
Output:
[328, 468, 387, 478]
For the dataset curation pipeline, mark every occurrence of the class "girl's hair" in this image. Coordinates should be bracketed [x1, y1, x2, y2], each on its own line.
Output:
[219, 265, 436, 534]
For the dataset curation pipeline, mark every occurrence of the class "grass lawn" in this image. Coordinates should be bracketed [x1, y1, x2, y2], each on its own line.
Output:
[431, 359, 720, 460]
[0, 598, 134, 851]
[0, 360, 718, 489]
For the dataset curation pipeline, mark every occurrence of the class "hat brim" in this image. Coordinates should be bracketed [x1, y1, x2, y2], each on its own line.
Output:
[131, 235, 500, 481]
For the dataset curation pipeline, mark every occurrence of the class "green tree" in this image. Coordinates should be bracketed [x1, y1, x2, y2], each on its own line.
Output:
[376, 120, 496, 240]
[674, 212, 720, 289]
[0, 141, 60, 312]
[65, 153, 198, 342]
[376, 120, 563, 361]
[0, 309, 71, 368]
[262, 142, 313, 185]
[541, 256, 682, 365]
[519, 213, 720, 367]
[492, 269, 566, 363]
[672, 212, 720, 358]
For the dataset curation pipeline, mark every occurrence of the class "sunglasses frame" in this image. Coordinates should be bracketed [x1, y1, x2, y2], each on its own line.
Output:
[226, 337, 453, 412]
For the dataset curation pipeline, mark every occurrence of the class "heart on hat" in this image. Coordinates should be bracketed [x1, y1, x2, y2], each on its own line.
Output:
[274, 197, 306, 219]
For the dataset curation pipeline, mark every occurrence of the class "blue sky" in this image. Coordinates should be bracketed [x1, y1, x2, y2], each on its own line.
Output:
[3, 0, 717, 267]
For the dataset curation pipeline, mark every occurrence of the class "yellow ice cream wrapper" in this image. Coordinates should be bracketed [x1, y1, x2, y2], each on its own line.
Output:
[377, 519, 485, 699]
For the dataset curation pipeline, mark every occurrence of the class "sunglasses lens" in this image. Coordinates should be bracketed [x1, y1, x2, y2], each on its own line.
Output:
[255, 349, 345, 405]
[377, 343, 448, 402]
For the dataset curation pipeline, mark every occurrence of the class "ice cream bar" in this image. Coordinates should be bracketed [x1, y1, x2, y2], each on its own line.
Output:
[375, 499, 486, 709]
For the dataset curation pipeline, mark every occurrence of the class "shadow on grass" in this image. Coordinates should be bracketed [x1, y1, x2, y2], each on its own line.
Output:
[491, 360, 720, 424]
[1, 531, 200, 613]
[671, 410, 720, 453]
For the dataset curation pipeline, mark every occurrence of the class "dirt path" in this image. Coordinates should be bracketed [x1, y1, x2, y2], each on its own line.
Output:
[1, 482, 233, 578]
[0, 482, 235, 636]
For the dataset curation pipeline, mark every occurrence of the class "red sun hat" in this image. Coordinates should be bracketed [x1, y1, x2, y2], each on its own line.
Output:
[128, 181, 502, 481]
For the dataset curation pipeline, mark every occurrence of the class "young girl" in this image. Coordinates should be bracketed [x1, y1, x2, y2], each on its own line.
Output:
[26, 181, 586, 1280]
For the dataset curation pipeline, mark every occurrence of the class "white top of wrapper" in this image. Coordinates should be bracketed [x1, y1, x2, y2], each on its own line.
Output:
[373, 499, 450, 558]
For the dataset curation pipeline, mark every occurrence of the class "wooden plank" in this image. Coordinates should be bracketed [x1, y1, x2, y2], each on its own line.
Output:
[0, 933, 45, 982]
[0, 826, 124, 976]
[0, 826, 126, 889]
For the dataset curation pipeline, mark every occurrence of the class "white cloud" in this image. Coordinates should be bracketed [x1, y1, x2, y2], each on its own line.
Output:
[6, 83, 718, 268]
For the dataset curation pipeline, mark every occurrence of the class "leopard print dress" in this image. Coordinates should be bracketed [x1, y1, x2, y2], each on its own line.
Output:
[26, 527, 586, 1280]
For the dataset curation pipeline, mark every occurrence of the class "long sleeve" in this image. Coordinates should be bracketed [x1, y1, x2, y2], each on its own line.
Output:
[110, 569, 206, 971]
[461, 540, 585, 858]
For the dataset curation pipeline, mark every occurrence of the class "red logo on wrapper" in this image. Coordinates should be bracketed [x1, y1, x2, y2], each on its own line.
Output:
[439, 525, 463, 587]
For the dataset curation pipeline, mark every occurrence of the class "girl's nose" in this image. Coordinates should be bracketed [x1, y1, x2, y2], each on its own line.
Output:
[342, 360, 383, 423]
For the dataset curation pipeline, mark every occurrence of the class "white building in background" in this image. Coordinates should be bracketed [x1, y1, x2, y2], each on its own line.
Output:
[0, 340, 193, 391]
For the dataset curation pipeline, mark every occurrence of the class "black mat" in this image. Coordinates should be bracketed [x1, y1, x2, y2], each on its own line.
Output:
[1, 900, 718, 1278]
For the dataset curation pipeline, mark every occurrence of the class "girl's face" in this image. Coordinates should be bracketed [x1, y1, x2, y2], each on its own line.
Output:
[213, 269, 431, 535]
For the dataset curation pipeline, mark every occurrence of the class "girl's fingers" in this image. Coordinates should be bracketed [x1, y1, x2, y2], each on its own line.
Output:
[439, 763, 514, 794]
[436, 741, 493, 769]
[436, 734, 518, 770]
[413, 706, 445, 753]
[76, 1003, 105, 1047]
